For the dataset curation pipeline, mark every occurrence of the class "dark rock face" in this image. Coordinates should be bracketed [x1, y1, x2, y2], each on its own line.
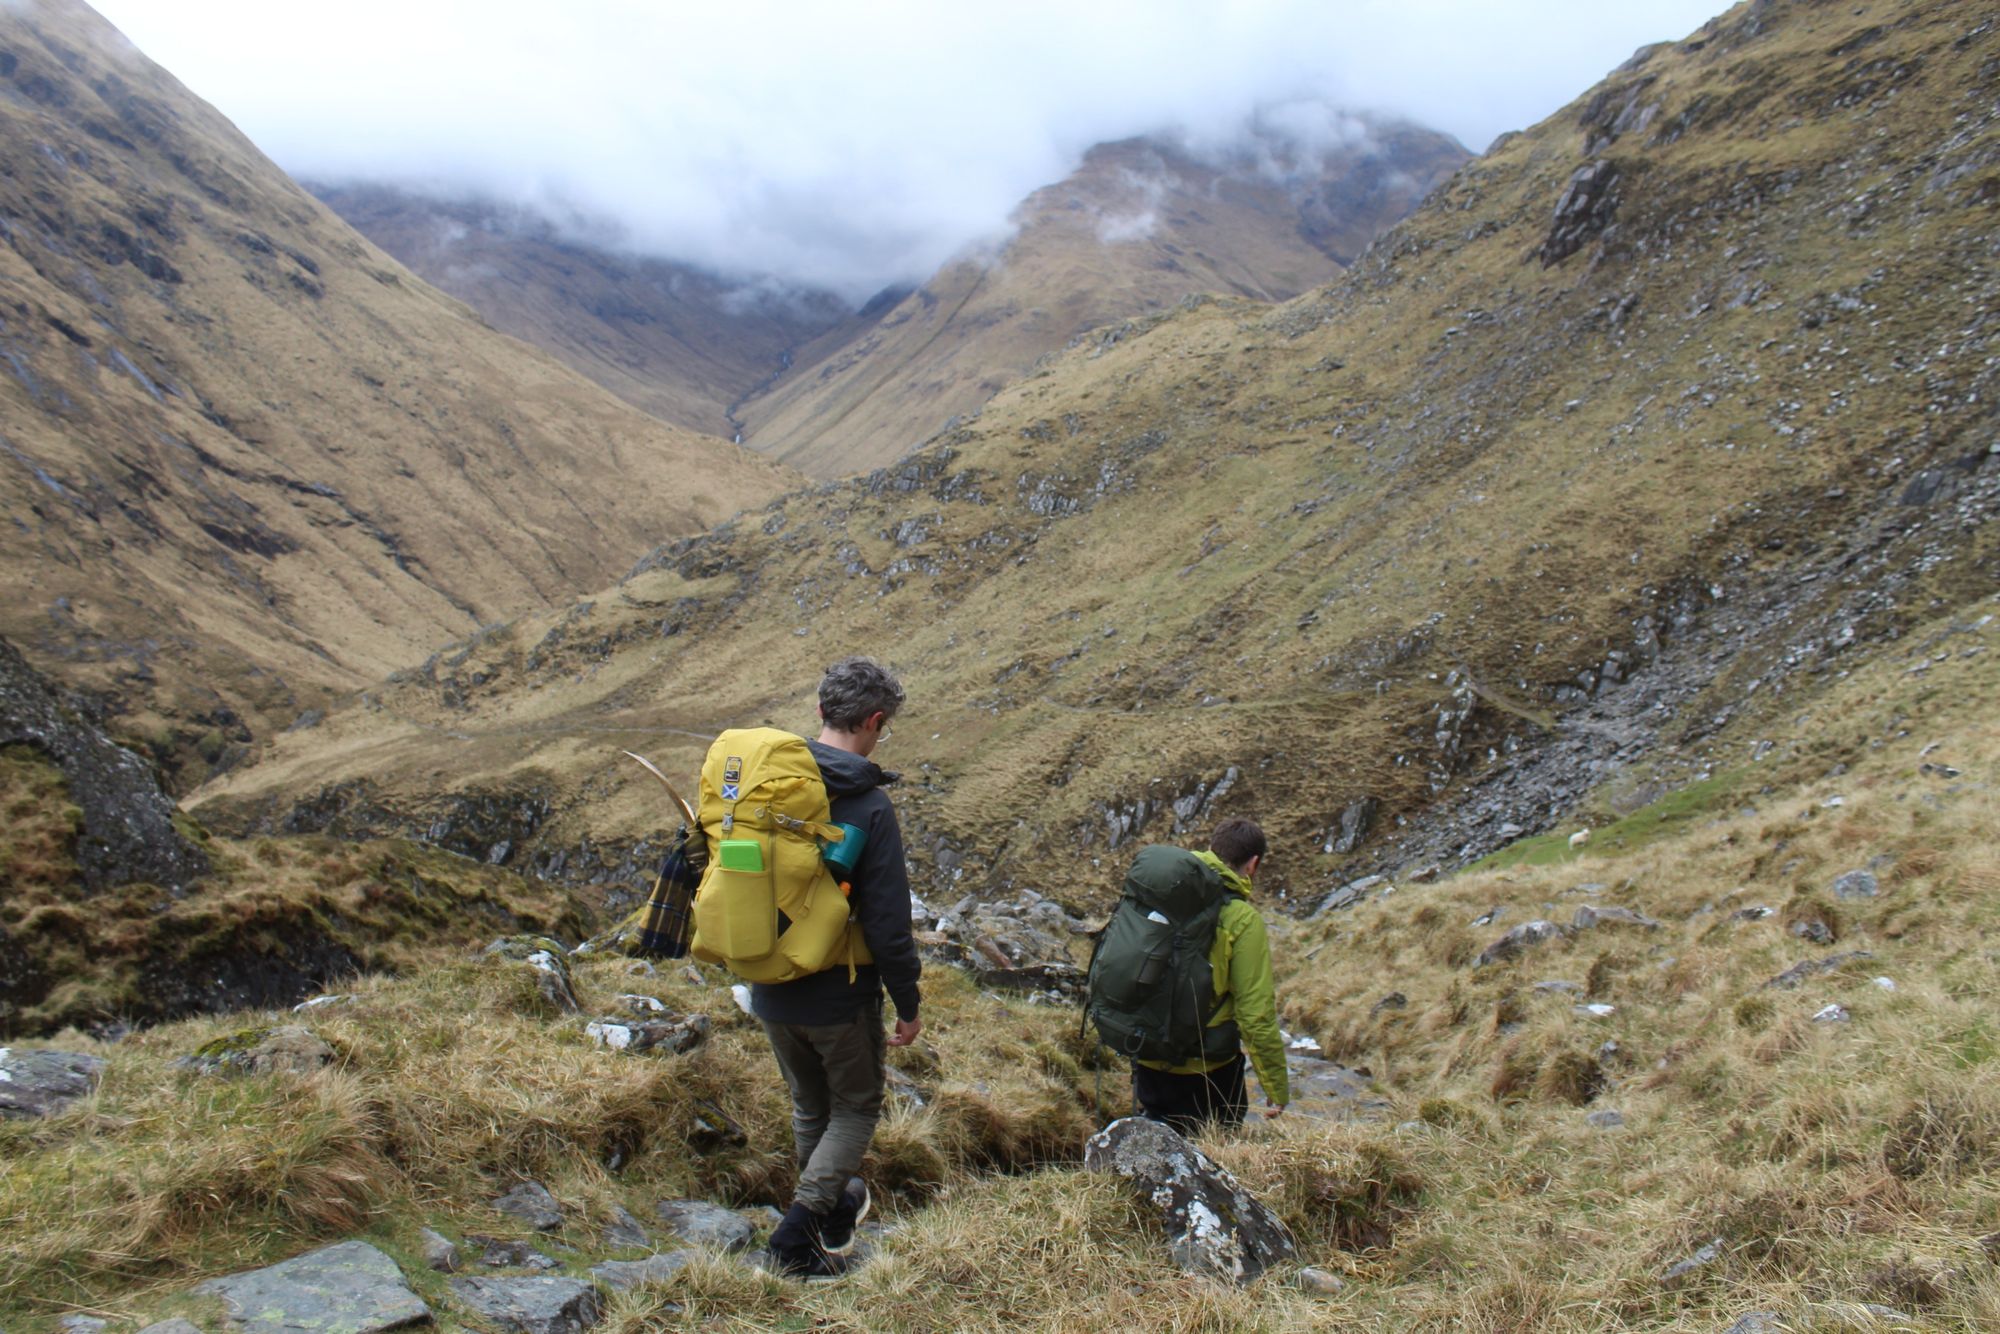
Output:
[0, 1048, 107, 1118]
[0, 636, 206, 891]
[1083, 1116, 1297, 1284]
[1539, 159, 1622, 266]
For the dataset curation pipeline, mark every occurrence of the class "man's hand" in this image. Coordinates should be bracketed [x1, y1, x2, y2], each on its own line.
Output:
[887, 1016, 922, 1047]
[1262, 1100, 1287, 1119]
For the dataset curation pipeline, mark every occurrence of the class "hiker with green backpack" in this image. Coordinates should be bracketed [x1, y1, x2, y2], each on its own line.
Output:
[686, 656, 921, 1279]
[1086, 817, 1290, 1133]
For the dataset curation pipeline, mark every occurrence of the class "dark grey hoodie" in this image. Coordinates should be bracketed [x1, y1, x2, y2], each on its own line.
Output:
[748, 740, 922, 1025]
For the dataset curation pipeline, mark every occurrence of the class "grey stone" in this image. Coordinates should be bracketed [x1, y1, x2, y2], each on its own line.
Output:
[492, 1181, 564, 1231]
[1830, 869, 1879, 900]
[589, 1250, 697, 1291]
[1660, 1236, 1725, 1289]
[1732, 906, 1775, 922]
[1585, 1109, 1625, 1129]
[447, 1275, 601, 1334]
[1792, 920, 1834, 945]
[178, 1026, 335, 1078]
[583, 1013, 710, 1055]
[418, 1227, 459, 1272]
[58, 1318, 108, 1334]
[1326, 798, 1378, 854]
[1534, 980, 1584, 995]
[1573, 905, 1661, 931]
[1083, 1116, 1297, 1283]
[196, 1240, 430, 1333]
[135, 1321, 205, 1334]
[1474, 920, 1564, 967]
[654, 1199, 754, 1252]
[1764, 952, 1873, 989]
[1812, 1004, 1850, 1024]
[0, 1048, 106, 1119]
[601, 1205, 651, 1250]
[1297, 1266, 1345, 1294]
[473, 1237, 559, 1271]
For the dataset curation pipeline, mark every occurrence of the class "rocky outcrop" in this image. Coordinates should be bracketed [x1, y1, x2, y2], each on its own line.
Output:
[1083, 1116, 1297, 1284]
[0, 636, 206, 891]
[175, 1024, 335, 1077]
[447, 1275, 601, 1334]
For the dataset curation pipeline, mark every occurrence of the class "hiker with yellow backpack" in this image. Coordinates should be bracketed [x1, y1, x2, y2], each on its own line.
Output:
[687, 657, 921, 1279]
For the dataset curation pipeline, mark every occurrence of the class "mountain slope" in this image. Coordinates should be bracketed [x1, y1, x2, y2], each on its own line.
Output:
[307, 183, 852, 440]
[0, 0, 793, 780]
[734, 121, 1470, 476]
[198, 0, 1997, 918]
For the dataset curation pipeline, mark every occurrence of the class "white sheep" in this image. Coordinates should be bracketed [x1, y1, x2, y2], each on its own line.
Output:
[1568, 828, 1592, 849]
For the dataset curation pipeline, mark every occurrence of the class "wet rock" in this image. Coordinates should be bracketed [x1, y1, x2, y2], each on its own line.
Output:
[1474, 920, 1565, 967]
[197, 1240, 429, 1332]
[1572, 905, 1661, 931]
[1830, 869, 1879, 900]
[590, 1250, 696, 1292]
[447, 1275, 601, 1334]
[0, 636, 207, 892]
[177, 1025, 334, 1077]
[1659, 1236, 1725, 1289]
[1084, 1116, 1297, 1283]
[655, 1199, 753, 1252]
[419, 1228, 459, 1273]
[486, 937, 580, 1013]
[584, 1013, 710, 1055]
[1764, 952, 1873, 989]
[491, 1181, 563, 1232]
[0, 1048, 106, 1118]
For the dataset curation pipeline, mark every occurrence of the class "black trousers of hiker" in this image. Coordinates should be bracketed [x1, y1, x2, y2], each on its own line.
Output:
[1131, 1053, 1248, 1136]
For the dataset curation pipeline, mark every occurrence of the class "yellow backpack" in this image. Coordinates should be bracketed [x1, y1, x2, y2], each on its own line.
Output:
[688, 727, 873, 983]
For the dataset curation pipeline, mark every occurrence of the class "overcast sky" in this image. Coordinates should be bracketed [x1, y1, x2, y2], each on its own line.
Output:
[91, 0, 1732, 300]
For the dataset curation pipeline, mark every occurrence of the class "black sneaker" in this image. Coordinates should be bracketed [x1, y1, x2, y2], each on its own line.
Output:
[818, 1177, 871, 1255]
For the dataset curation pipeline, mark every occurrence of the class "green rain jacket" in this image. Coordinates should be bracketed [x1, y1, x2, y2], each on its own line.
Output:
[1136, 849, 1290, 1106]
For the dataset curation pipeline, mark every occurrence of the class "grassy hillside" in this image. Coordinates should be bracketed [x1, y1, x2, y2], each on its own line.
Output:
[0, 0, 794, 782]
[196, 0, 1996, 929]
[736, 122, 1469, 477]
[2, 626, 1994, 1329]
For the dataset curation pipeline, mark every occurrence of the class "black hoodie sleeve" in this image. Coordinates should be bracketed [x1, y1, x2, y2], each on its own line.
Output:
[851, 791, 922, 1022]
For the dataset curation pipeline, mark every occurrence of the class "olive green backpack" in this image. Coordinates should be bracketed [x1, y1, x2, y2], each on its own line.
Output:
[1084, 844, 1240, 1065]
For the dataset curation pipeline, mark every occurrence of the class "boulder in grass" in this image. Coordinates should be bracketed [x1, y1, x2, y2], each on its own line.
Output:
[654, 1199, 753, 1252]
[196, 1240, 429, 1333]
[1083, 1116, 1296, 1284]
[447, 1275, 600, 1334]
[1474, 920, 1564, 967]
[0, 1048, 106, 1119]
[1572, 905, 1661, 931]
[590, 1250, 696, 1292]
[584, 1013, 710, 1055]
[177, 1026, 335, 1078]
[491, 1181, 564, 1232]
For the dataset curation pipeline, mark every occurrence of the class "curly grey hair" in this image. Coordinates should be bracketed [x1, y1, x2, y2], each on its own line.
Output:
[818, 656, 905, 731]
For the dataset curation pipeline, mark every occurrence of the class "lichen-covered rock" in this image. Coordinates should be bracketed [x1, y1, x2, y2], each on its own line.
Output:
[1083, 1116, 1297, 1284]
[447, 1275, 601, 1334]
[486, 936, 580, 1012]
[418, 1228, 459, 1273]
[176, 1025, 335, 1077]
[196, 1239, 430, 1332]
[0, 636, 208, 893]
[0, 1048, 107, 1118]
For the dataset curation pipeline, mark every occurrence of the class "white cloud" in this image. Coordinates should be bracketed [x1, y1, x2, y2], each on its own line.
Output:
[88, 0, 1732, 300]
